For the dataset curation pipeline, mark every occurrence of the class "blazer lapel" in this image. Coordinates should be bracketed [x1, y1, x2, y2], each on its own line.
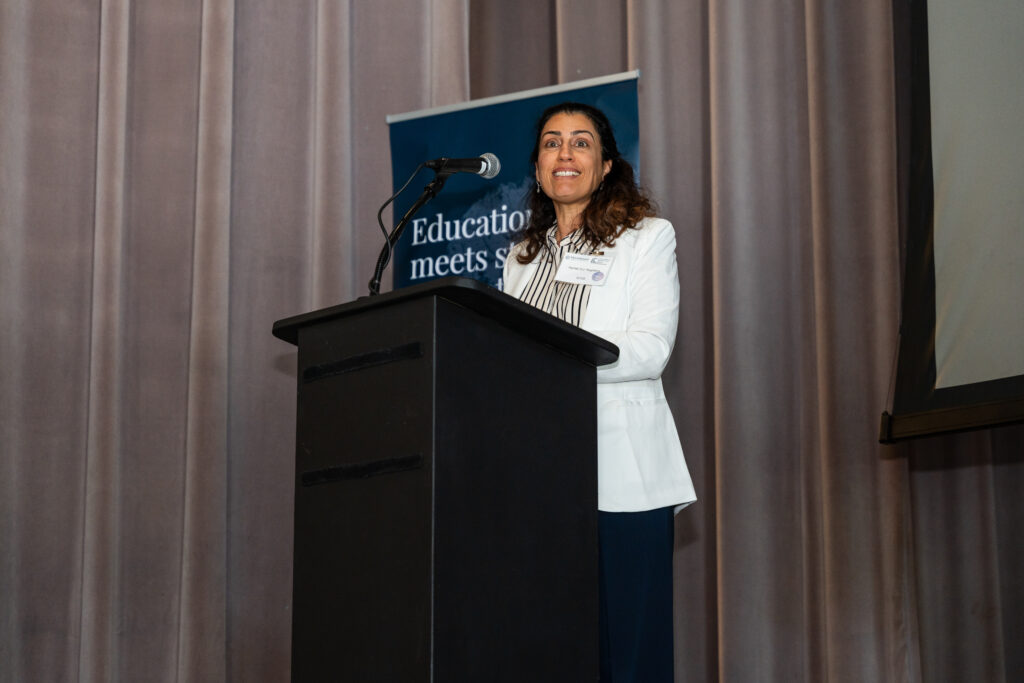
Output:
[580, 232, 632, 331]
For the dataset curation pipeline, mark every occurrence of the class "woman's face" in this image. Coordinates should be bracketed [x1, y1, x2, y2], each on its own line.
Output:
[535, 111, 612, 213]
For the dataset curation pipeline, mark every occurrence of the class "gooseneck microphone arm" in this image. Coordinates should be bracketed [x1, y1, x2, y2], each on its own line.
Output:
[367, 171, 448, 296]
[367, 153, 500, 296]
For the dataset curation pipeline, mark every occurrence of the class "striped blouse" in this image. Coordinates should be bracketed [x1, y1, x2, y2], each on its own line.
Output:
[516, 226, 595, 327]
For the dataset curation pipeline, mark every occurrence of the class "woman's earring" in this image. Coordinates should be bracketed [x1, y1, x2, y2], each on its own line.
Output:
[536, 181, 542, 194]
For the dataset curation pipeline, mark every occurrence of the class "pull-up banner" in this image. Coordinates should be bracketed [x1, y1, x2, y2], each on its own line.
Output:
[386, 71, 640, 291]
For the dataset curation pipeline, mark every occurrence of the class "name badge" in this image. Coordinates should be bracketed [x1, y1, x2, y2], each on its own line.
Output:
[554, 253, 614, 286]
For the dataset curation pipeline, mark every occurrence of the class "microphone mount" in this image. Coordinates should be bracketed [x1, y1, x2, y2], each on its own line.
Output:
[367, 172, 448, 296]
[367, 153, 500, 296]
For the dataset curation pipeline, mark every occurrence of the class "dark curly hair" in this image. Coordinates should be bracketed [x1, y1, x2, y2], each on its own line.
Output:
[515, 101, 656, 264]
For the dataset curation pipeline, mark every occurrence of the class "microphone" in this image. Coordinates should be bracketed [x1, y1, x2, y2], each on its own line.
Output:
[424, 153, 501, 179]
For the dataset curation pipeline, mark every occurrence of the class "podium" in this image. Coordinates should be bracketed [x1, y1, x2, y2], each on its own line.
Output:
[272, 277, 617, 682]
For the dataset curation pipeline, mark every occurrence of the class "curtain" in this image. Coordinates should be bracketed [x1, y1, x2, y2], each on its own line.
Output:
[2, 0, 1021, 681]
[1, 1, 468, 681]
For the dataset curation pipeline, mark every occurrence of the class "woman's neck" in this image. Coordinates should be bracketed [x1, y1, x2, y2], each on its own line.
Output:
[553, 205, 585, 241]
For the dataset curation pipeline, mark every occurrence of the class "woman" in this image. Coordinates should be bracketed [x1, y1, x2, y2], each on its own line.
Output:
[503, 102, 696, 682]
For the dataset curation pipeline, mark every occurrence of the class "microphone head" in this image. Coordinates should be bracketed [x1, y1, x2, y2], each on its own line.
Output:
[479, 152, 501, 179]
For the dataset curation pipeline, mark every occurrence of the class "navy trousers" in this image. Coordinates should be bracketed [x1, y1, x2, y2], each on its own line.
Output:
[598, 507, 675, 683]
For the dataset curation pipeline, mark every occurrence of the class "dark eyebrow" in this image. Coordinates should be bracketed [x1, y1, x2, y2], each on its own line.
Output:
[541, 129, 596, 139]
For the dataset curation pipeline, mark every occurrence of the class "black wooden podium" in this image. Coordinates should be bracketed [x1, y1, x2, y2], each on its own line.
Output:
[272, 277, 617, 682]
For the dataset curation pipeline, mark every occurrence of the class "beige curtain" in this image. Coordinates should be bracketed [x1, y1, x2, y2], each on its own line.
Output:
[1, 1, 468, 680]
[2, 0, 1021, 681]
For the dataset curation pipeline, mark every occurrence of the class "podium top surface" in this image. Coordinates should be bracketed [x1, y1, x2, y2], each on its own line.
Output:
[272, 277, 619, 367]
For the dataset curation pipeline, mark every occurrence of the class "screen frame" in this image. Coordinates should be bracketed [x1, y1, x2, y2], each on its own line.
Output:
[880, 0, 1024, 443]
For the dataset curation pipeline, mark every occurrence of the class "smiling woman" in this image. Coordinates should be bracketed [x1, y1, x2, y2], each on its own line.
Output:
[503, 101, 695, 683]
[535, 112, 612, 229]
[513, 102, 657, 267]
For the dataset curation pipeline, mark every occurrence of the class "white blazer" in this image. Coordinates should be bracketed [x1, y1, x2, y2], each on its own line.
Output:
[503, 217, 697, 512]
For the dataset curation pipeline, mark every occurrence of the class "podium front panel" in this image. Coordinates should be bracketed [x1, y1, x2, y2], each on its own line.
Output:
[432, 298, 598, 681]
[284, 286, 601, 681]
[292, 299, 435, 682]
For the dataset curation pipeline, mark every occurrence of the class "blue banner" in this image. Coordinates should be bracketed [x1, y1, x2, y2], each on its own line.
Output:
[386, 72, 640, 291]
